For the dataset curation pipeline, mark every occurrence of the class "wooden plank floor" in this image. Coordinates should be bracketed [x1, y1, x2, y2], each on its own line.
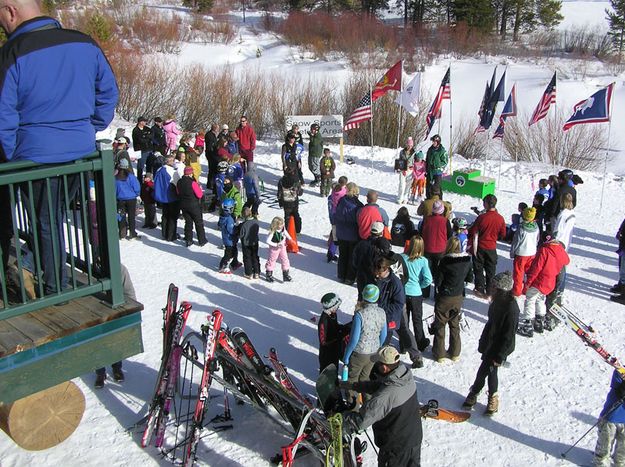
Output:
[0, 296, 143, 358]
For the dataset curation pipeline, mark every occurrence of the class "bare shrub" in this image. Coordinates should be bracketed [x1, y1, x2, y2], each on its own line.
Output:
[503, 110, 607, 170]
[451, 119, 488, 160]
[189, 14, 236, 44]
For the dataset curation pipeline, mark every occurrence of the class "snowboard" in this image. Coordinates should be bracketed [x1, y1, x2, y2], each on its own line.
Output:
[420, 399, 471, 423]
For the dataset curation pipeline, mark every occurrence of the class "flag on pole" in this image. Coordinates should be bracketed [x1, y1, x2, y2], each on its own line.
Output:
[563, 83, 614, 131]
[343, 92, 372, 131]
[424, 67, 451, 139]
[476, 68, 506, 132]
[474, 80, 491, 134]
[529, 72, 556, 126]
[493, 84, 517, 139]
[372, 61, 402, 101]
[396, 72, 420, 117]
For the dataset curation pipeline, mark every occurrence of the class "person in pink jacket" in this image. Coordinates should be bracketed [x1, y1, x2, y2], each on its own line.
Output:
[410, 152, 426, 204]
[235, 115, 257, 169]
[163, 114, 182, 154]
[265, 216, 292, 283]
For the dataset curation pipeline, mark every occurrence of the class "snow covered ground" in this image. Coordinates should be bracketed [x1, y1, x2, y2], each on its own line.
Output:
[2, 2, 625, 466]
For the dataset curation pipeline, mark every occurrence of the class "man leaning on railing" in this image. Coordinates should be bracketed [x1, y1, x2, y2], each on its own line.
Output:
[0, 0, 118, 297]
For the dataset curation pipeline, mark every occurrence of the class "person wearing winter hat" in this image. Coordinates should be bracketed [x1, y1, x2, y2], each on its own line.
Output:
[409, 150, 427, 204]
[176, 164, 207, 247]
[510, 207, 539, 300]
[342, 284, 387, 408]
[353, 221, 391, 300]
[317, 293, 350, 373]
[340, 343, 423, 467]
[425, 133, 448, 198]
[462, 271, 520, 415]
[396, 136, 416, 204]
[140, 171, 157, 229]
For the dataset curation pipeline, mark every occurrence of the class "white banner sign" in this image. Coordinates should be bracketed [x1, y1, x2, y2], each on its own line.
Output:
[285, 115, 343, 139]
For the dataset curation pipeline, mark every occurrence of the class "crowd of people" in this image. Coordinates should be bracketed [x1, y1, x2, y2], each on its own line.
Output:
[111, 115, 625, 466]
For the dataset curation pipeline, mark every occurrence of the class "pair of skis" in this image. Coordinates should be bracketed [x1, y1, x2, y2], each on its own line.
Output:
[549, 303, 625, 379]
[141, 284, 193, 449]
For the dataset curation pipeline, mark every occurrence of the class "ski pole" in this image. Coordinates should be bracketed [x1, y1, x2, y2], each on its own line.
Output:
[561, 396, 625, 458]
[364, 429, 378, 457]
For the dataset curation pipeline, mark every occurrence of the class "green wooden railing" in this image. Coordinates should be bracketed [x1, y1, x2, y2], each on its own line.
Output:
[0, 143, 124, 320]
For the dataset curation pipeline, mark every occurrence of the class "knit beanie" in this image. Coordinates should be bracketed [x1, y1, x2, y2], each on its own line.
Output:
[522, 207, 536, 222]
[492, 271, 513, 291]
[184, 166, 194, 175]
[432, 200, 444, 215]
[321, 293, 342, 314]
[362, 284, 380, 303]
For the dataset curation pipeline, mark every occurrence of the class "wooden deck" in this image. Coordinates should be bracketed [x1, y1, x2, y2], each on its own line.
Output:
[0, 295, 143, 358]
[0, 296, 143, 404]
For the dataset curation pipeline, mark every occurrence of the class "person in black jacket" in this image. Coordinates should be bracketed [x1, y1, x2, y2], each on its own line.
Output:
[462, 271, 519, 415]
[390, 206, 415, 249]
[277, 170, 303, 234]
[432, 237, 473, 362]
[205, 124, 220, 193]
[238, 207, 260, 279]
[176, 166, 207, 247]
[352, 221, 391, 300]
[151, 117, 167, 155]
[545, 169, 577, 233]
[132, 116, 153, 183]
[317, 292, 350, 372]
[341, 346, 422, 466]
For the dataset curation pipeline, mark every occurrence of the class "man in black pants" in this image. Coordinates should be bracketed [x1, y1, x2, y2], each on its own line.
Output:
[342, 346, 423, 466]
[277, 169, 303, 234]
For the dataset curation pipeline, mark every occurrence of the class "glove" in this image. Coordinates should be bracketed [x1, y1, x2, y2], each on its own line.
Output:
[338, 380, 353, 391]
[616, 380, 625, 400]
[342, 412, 361, 435]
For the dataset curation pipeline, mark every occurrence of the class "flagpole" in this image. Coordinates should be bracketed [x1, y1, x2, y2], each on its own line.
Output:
[449, 62, 453, 174]
[370, 85, 374, 169]
[553, 72, 558, 169]
[514, 149, 518, 193]
[396, 61, 403, 150]
[485, 130, 490, 176]
[599, 84, 615, 212]
[497, 136, 504, 188]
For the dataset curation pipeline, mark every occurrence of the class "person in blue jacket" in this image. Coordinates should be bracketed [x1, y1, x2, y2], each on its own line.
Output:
[217, 198, 239, 274]
[115, 159, 141, 240]
[342, 284, 387, 408]
[594, 370, 625, 466]
[0, 4, 118, 296]
[243, 165, 261, 218]
[334, 182, 363, 284]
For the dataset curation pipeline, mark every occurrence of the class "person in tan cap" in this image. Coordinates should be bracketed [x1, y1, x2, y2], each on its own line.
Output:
[341, 345, 422, 466]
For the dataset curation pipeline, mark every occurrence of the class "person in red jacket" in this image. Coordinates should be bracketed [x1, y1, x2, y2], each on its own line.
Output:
[235, 114, 256, 170]
[517, 239, 570, 337]
[469, 194, 507, 298]
[140, 172, 157, 229]
[421, 200, 452, 298]
[357, 190, 389, 240]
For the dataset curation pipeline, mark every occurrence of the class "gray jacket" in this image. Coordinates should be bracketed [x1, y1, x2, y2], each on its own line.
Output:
[510, 221, 539, 258]
[238, 218, 260, 246]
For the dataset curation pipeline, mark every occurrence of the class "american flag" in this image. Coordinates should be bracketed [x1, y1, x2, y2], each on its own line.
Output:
[529, 72, 556, 126]
[344, 92, 372, 131]
[424, 67, 451, 138]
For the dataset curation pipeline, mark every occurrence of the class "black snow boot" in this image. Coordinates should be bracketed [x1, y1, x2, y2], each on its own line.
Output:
[283, 270, 292, 282]
[533, 316, 544, 334]
[266, 271, 274, 283]
[95, 373, 106, 389]
[516, 319, 534, 338]
[543, 312, 558, 331]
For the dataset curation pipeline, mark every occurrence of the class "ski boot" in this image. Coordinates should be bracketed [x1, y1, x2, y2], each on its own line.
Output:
[283, 270, 292, 282]
[516, 319, 534, 338]
[543, 312, 558, 331]
[485, 392, 499, 415]
[113, 367, 125, 382]
[411, 355, 424, 369]
[533, 316, 544, 334]
[462, 389, 478, 410]
[265, 271, 274, 283]
[611, 283, 625, 294]
[95, 373, 106, 389]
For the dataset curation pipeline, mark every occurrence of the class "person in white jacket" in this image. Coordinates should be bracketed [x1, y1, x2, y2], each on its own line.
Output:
[510, 207, 540, 302]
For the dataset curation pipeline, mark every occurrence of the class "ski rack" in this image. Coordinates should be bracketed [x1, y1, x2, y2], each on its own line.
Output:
[549, 303, 625, 379]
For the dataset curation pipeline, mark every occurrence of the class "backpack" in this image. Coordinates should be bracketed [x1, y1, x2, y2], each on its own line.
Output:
[281, 185, 298, 203]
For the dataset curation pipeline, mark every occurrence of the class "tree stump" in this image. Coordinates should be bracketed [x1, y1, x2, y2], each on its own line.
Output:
[0, 381, 85, 450]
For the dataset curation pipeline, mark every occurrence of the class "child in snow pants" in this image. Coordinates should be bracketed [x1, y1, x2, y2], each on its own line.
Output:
[265, 216, 292, 282]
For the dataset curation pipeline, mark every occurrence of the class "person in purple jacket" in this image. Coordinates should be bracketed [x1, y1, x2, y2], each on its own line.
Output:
[593, 370, 625, 466]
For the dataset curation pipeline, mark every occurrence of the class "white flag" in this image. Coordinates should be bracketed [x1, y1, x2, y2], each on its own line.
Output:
[396, 73, 421, 117]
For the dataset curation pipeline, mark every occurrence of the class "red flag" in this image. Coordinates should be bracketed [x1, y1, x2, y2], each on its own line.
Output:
[372, 61, 402, 101]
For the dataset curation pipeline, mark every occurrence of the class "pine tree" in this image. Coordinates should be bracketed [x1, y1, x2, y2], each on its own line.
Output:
[452, 0, 494, 31]
[536, 0, 563, 28]
[607, 0, 625, 60]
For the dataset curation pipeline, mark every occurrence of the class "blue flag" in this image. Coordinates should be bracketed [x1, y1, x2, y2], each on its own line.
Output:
[563, 83, 614, 131]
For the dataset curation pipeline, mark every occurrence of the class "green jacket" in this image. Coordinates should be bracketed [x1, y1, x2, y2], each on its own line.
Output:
[426, 144, 448, 179]
[221, 186, 243, 218]
[309, 132, 324, 159]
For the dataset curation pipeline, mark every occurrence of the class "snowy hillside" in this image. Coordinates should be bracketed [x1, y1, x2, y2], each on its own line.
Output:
[2, 2, 625, 466]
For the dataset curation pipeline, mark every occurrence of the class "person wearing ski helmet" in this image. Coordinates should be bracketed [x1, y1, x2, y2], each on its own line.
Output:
[342, 284, 387, 408]
[341, 345, 423, 467]
[308, 123, 324, 187]
[317, 293, 350, 373]
[452, 217, 469, 253]
[425, 134, 448, 198]
[217, 198, 239, 274]
[462, 271, 520, 415]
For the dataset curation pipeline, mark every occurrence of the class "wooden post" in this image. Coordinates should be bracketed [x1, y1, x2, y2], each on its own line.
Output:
[339, 137, 344, 164]
[0, 381, 85, 450]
